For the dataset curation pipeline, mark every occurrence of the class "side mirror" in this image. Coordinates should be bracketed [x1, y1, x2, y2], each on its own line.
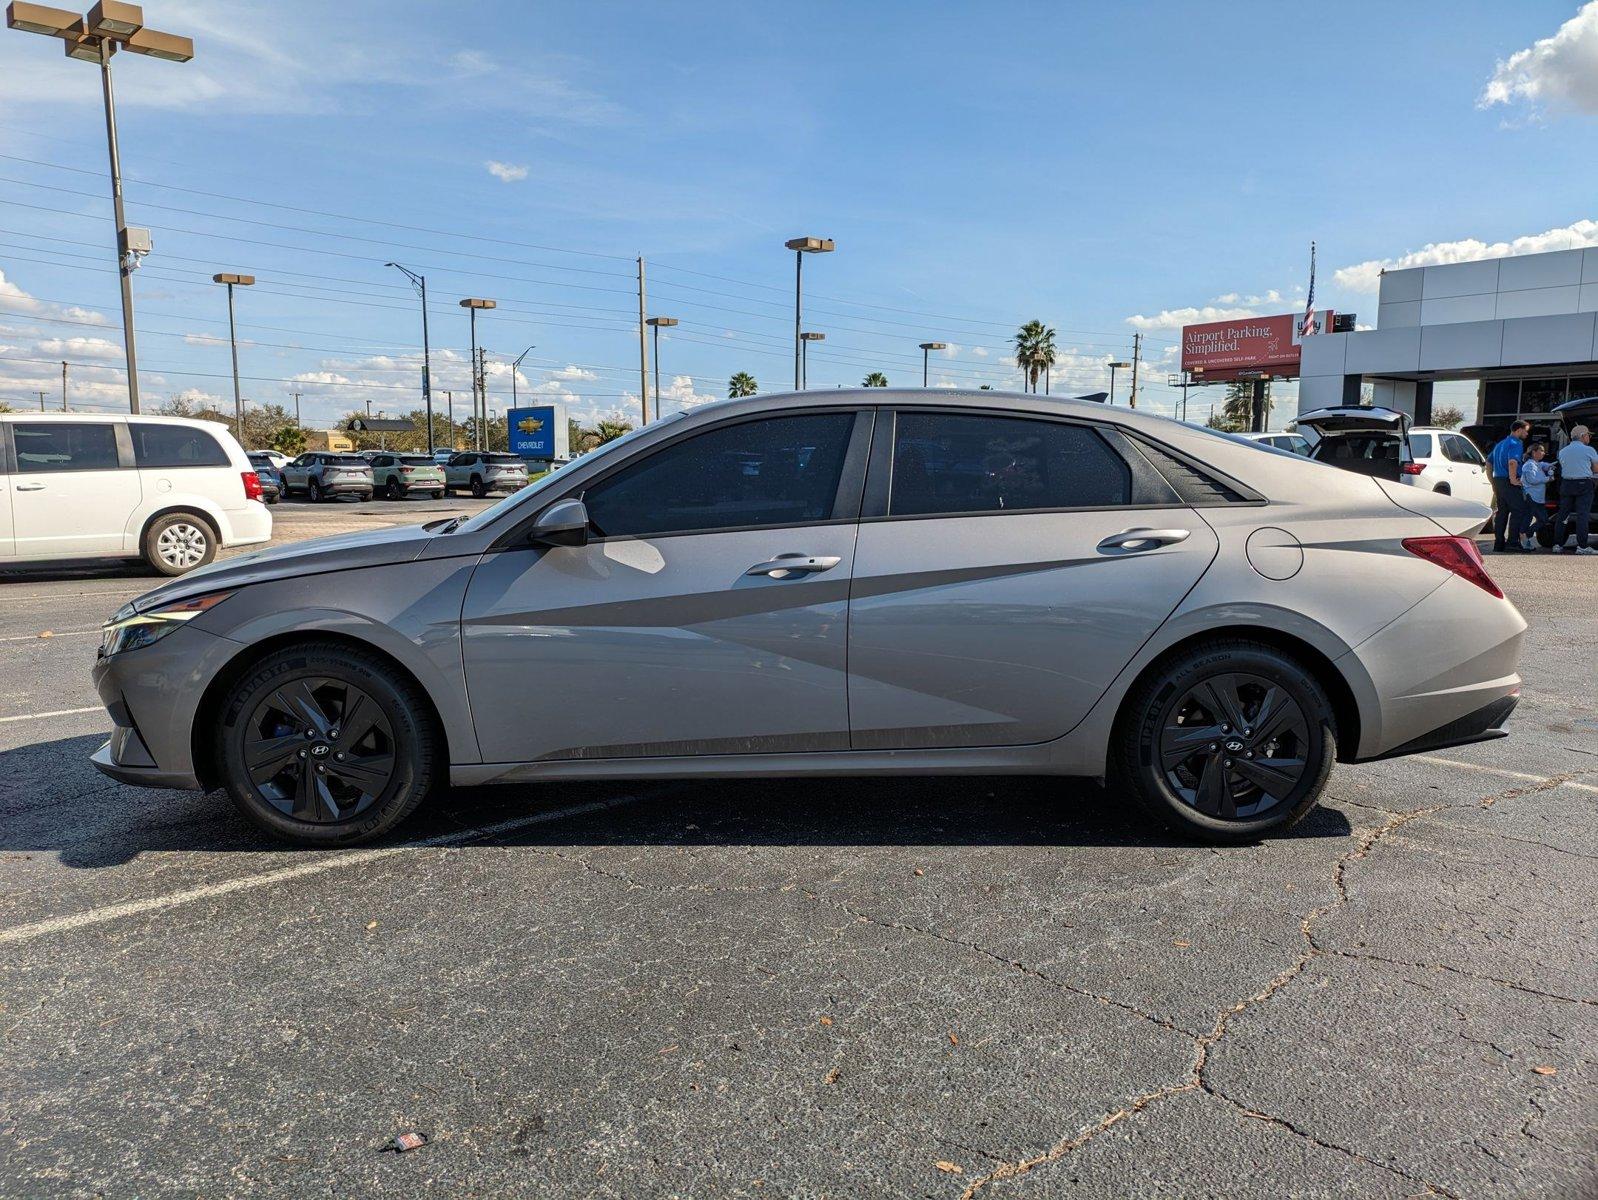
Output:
[529, 498, 590, 547]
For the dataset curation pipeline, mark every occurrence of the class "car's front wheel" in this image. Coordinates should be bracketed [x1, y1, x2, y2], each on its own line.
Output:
[470, 475, 487, 498]
[307, 478, 324, 503]
[215, 642, 441, 846]
[1112, 639, 1335, 842]
[384, 478, 405, 500]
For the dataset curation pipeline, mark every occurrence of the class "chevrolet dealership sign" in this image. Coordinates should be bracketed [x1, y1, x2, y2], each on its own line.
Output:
[507, 404, 568, 461]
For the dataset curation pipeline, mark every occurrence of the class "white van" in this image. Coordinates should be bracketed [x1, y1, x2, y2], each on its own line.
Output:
[0, 413, 271, 575]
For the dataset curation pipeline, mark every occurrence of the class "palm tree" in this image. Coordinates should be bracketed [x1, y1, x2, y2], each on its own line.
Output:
[862, 372, 888, 388]
[1013, 319, 1056, 393]
[728, 371, 758, 398]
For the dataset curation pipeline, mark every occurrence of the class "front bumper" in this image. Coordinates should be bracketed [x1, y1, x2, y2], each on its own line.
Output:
[88, 624, 239, 791]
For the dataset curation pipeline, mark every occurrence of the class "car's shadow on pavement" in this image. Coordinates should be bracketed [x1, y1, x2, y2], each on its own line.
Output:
[3, 734, 1353, 868]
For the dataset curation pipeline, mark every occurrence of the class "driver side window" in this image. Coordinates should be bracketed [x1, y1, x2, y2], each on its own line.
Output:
[582, 412, 857, 539]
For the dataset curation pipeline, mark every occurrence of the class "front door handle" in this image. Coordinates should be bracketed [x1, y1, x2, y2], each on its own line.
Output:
[746, 553, 842, 579]
[15, 483, 45, 491]
[1097, 527, 1190, 553]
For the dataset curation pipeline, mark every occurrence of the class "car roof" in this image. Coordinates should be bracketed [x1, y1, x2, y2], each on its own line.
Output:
[0, 412, 230, 427]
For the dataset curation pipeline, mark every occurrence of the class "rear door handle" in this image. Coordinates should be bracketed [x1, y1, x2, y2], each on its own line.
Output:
[1096, 527, 1190, 553]
[15, 483, 45, 491]
[746, 553, 842, 578]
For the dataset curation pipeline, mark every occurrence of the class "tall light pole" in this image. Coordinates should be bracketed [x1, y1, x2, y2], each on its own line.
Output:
[386, 262, 435, 454]
[510, 344, 535, 411]
[212, 272, 253, 442]
[460, 297, 495, 451]
[645, 317, 678, 418]
[1107, 360, 1130, 405]
[918, 341, 946, 387]
[800, 331, 824, 389]
[784, 236, 833, 390]
[7, 3, 194, 414]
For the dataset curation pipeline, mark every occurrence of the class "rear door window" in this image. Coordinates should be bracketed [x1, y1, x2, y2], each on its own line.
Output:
[888, 412, 1132, 516]
[132, 423, 230, 468]
[1409, 433, 1434, 459]
[14, 422, 121, 472]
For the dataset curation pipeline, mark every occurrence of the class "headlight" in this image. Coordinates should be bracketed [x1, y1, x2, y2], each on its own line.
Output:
[100, 591, 234, 658]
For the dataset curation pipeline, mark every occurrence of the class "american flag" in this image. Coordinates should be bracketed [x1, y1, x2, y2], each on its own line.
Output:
[1299, 242, 1317, 338]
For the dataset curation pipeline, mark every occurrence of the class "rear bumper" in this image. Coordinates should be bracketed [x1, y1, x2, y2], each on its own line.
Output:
[1361, 694, 1517, 762]
[218, 502, 272, 548]
[319, 480, 373, 495]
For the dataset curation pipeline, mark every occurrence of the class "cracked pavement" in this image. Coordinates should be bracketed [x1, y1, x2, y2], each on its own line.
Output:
[1, 511, 1594, 1198]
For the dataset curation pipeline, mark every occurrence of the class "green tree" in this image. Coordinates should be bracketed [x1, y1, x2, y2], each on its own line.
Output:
[1012, 320, 1056, 393]
[268, 425, 307, 456]
[593, 418, 633, 445]
[1215, 379, 1270, 432]
[1431, 405, 1465, 430]
[727, 371, 758, 398]
[862, 372, 888, 388]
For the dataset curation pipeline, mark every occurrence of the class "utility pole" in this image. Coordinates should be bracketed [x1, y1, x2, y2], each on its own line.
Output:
[445, 390, 453, 444]
[1129, 332, 1141, 409]
[37, 390, 46, 412]
[61, 360, 68, 411]
[292, 391, 301, 428]
[386, 263, 435, 453]
[636, 256, 650, 425]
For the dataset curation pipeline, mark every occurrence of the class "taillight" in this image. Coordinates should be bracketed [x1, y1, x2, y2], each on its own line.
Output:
[1401, 462, 1425, 474]
[241, 471, 263, 501]
[1402, 536, 1503, 599]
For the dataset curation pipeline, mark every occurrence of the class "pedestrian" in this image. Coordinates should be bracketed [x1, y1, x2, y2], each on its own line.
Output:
[1489, 420, 1530, 552]
[1520, 442, 1554, 550]
[1553, 424, 1598, 555]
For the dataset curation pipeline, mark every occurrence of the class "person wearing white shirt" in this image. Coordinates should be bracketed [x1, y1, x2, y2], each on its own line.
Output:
[1554, 425, 1598, 554]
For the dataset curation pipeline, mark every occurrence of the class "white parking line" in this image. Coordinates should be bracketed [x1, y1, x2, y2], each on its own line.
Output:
[0, 794, 640, 947]
[0, 630, 99, 643]
[1417, 754, 1598, 795]
[0, 706, 103, 724]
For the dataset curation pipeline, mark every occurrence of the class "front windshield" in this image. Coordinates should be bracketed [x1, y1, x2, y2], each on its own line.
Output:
[452, 414, 684, 535]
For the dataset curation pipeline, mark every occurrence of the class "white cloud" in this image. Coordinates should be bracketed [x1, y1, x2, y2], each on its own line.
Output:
[34, 336, 124, 360]
[940, 343, 960, 358]
[485, 160, 530, 183]
[1126, 304, 1262, 332]
[969, 346, 989, 358]
[549, 364, 597, 381]
[1480, 1, 1598, 115]
[656, 374, 717, 416]
[1212, 289, 1281, 305]
[1332, 218, 1598, 291]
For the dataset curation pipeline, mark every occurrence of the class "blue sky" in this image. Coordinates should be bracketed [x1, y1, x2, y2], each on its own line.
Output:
[2, 0, 1597, 427]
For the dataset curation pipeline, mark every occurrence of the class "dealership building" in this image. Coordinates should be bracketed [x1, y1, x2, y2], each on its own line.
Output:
[1296, 247, 1598, 430]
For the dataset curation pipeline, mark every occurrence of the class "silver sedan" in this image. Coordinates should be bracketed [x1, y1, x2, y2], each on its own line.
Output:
[91, 390, 1524, 846]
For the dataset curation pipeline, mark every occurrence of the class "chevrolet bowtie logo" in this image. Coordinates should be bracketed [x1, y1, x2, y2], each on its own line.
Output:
[516, 417, 545, 436]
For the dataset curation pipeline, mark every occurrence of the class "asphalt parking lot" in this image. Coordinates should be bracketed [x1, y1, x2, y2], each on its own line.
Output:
[1, 500, 1594, 1199]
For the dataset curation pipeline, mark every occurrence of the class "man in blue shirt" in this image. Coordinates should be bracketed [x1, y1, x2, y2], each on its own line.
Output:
[1554, 424, 1598, 554]
[1489, 421, 1530, 553]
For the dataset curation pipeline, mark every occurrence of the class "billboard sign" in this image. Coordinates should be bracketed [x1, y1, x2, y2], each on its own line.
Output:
[506, 404, 565, 460]
[1180, 311, 1332, 380]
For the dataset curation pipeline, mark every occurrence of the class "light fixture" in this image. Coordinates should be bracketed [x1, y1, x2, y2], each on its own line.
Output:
[86, 0, 140, 35]
[5, 2, 78, 34]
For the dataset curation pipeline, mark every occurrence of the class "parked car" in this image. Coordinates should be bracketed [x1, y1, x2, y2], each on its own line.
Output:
[251, 449, 292, 473]
[0, 413, 270, 575]
[245, 452, 283, 505]
[445, 451, 530, 497]
[91, 389, 1524, 848]
[1401, 427, 1493, 507]
[1295, 405, 1417, 482]
[432, 448, 456, 468]
[281, 452, 374, 502]
[369, 452, 446, 500]
[1241, 431, 1312, 456]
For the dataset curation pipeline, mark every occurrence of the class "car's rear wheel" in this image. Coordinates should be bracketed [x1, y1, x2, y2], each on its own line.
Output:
[144, 511, 216, 576]
[308, 478, 324, 503]
[215, 642, 440, 846]
[1112, 639, 1335, 842]
[470, 475, 487, 498]
[385, 478, 405, 500]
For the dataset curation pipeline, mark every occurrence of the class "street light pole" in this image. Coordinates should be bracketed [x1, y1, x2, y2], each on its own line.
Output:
[800, 331, 824, 389]
[386, 263, 435, 454]
[784, 237, 833, 390]
[645, 317, 678, 418]
[460, 297, 495, 451]
[1108, 360, 1130, 405]
[7, 4, 196, 414]
[510, 344, 535, 411]
[212, 272, 253, 443]
[919, 341, 947, 387]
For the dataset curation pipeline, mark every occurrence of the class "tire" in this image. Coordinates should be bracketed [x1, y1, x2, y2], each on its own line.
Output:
[143, 511, 217, 576]
[1110, 638, 1336, 843]
[385, 478, 405, 501]
[266, 495, 280, 506]
[308, 478, 324, 503]
[470, 475, 487, 498]
[214, 641, 440, 846]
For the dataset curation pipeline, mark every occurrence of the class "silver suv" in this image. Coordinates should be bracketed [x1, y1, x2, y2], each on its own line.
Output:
[445, 452, 529, 497]
[281, 453, 374, 502]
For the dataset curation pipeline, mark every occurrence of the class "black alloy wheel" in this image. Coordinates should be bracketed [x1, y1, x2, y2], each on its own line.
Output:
[1113, 639, 1335, 842]
[217, 642, 439, 845]
[1158, 673, 1309, 820]
[470, 475, 487, 498]
[385, 477, 405, 500]
[243, 677, 396, 823]
[308, 477, 324, 503]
